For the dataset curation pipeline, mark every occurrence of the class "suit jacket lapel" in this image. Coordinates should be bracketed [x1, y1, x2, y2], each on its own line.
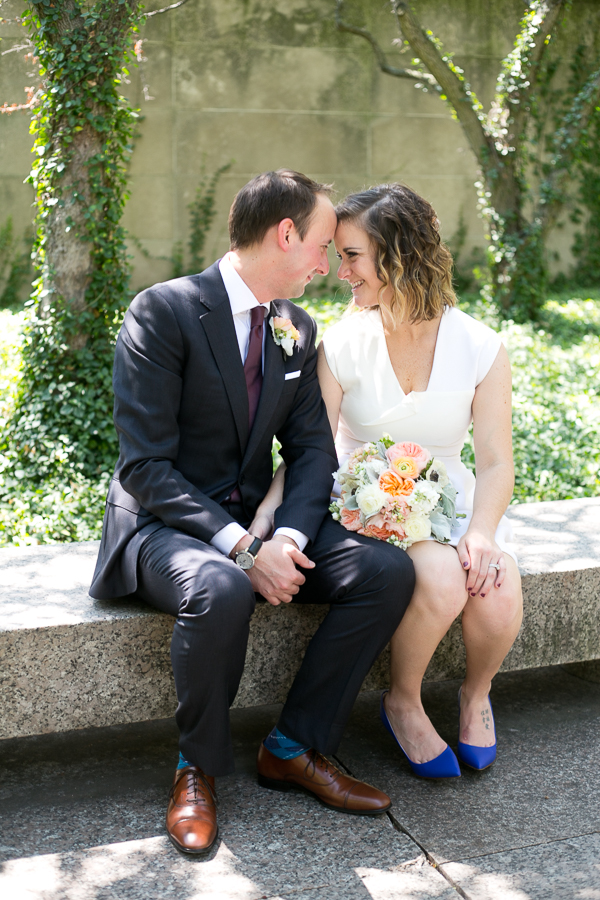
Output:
[198, 264, 249, 452]
[242, 301, 285, 467]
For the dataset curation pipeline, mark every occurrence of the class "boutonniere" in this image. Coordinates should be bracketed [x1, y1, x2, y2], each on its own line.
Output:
[270, 316, 300, 358]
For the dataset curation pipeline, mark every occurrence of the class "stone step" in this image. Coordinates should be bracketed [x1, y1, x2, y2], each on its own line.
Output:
[1, 497, 599, 740]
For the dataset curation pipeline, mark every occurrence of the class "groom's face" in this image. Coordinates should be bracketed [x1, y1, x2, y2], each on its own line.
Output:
[281, 193, 337, 298]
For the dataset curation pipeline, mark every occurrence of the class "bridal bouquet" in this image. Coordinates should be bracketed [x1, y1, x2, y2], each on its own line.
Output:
[330, 436, 461, 549]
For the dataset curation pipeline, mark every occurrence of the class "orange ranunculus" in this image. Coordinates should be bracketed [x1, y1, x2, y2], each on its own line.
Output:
[379, 471, 415, 498]
[340, 507, 362, 532]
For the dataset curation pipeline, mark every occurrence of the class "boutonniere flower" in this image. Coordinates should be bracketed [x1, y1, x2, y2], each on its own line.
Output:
[270, 316, 300, 358]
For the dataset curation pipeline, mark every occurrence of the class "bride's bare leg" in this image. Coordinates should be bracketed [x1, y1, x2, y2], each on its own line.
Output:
[386, 542, 469, 764]
[386, 543, 523, 763]
[460, 556, 522, 746]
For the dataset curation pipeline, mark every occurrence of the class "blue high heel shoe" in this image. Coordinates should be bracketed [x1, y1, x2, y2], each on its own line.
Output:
[380, 692, 461, 779]
[457, 689, 497, 771]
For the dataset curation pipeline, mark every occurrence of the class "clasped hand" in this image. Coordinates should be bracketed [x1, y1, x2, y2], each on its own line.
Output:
[233, 534, 314, 606]
[457, 529, 506, 598]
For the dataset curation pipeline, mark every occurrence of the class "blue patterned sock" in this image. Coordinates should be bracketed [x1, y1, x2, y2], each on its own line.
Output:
[263, 726, 310, 760]
[177, 751, 193, 769]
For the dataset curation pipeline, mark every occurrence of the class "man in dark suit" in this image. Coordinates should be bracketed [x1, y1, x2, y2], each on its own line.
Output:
[90, 170, 414, 856]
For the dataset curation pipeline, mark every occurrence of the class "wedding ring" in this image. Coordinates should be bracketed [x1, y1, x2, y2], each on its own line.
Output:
[488, 563, 500, 571]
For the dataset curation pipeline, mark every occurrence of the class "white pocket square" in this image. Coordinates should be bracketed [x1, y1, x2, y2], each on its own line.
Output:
[285, 370, 301, 380]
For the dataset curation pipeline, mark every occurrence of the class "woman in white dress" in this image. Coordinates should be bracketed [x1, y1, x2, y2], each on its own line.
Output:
[252, 183, 523, 777]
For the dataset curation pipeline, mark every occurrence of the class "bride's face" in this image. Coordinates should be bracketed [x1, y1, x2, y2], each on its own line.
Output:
[334, 220, 392, 308]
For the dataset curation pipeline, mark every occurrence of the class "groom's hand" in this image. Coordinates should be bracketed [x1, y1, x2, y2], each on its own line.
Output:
[231, 534, 315, 606]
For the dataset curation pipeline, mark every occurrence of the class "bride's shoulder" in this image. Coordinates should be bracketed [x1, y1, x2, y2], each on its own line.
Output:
[442, 307, 503, 385]
[444, 306, 501, 345]
[322, 307, 381, 349]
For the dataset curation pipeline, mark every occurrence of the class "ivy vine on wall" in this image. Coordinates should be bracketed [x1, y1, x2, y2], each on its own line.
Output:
[0, 0, 193, 543]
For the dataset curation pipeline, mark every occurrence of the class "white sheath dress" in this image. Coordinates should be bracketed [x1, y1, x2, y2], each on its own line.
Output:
[322, 306, 517, 562]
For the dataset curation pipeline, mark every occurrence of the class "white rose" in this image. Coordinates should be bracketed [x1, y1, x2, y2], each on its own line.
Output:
[409, 480, 440, 514]
[425, 459, 450, 489]
[280, 337, 295, 357]
[356, 483, 388, 518]
[403, 512, 432, 542]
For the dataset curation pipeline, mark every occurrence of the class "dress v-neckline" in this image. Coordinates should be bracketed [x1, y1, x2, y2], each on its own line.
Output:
[377, 309, 446, 398]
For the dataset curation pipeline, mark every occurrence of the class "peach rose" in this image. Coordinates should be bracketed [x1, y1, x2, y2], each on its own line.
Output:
[363, 514, 393, 541]
[379, 470, 405, 496]
[379, 470, 415, 498]
[386, 442, 430, 474]
[385, 518, 407, 539]
[340, 507, 362, 532]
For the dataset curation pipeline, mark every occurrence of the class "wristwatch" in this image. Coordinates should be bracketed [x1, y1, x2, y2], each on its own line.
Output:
[234, 537, 263, 570]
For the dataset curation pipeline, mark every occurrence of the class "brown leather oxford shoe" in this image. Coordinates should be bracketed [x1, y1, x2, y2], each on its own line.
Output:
[166, 765, 218, 856]
[257, 744, 391, 815]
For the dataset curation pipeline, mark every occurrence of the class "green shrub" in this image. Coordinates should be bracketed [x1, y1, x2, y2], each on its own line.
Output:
[1, 292, 599, 545]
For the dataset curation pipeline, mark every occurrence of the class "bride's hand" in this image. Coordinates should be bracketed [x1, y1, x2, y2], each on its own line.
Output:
[249, 509, 275, 541]
[457, 530, 506, 598]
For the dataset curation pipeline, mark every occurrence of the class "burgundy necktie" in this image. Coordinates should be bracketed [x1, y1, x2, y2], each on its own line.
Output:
[229, 307, 264, 503]
[244, 305, 264, 430]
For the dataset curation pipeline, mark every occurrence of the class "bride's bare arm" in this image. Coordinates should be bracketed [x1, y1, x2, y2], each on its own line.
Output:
[457, 344, 514, 595]
[249, 343, 342, 539]
[317, 342, 343, 435]
[249, 463, 287, 540]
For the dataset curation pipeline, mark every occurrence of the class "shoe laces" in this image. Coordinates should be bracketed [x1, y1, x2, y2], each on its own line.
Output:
[307, 748, 340, 781]
[171, 768, 216, 806]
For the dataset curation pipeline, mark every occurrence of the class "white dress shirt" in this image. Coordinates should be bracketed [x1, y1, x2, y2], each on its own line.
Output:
[209, 254, 308, 557]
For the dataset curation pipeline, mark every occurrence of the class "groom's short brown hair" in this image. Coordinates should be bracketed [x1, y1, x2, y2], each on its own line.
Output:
[229, 169, 332, 250]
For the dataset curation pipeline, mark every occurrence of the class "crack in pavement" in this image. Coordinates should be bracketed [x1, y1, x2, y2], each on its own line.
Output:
[332, 753, 471, 898]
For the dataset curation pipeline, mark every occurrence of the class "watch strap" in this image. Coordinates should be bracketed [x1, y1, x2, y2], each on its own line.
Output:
[246, 537, 263, 559]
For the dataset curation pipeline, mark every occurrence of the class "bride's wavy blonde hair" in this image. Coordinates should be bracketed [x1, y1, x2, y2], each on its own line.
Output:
[335, 183, 457, 324]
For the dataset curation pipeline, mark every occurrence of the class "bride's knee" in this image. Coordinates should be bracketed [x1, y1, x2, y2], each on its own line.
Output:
[409, 556, 469, 620]
[465, 580, 523, 635]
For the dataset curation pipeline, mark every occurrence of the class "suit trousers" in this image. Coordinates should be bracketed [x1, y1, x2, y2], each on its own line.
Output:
[135, 515, 415, 776]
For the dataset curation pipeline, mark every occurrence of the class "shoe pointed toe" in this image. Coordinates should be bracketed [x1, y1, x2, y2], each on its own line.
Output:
[410, 744, 461, 779]
[457, 741, 497, 771]
[380, 692, 460, 779]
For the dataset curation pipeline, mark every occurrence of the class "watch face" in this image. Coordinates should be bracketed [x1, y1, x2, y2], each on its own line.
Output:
[236, 550, 255, 570]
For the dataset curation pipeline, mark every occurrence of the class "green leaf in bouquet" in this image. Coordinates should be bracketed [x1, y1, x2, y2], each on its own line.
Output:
[429, 508, 452, 543]
[344, 492, 359, 510]
[439, 482, 458, 519]
[420, 458, 433, 477]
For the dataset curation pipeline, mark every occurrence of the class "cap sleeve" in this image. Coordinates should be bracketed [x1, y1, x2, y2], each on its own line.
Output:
[476, 329, 502, 386]
[321, 328, 342, 386]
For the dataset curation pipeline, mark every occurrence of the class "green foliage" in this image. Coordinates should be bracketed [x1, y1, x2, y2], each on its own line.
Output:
[3, 291, 600, 543]
[340, 0, 600, 321]
[2, 2, 144, 491]
[0, 1, 146, 544]
[459, 293, 600, 503]
[298, 295, 349, 338]
[569, 47, 600, 284]
[0, 219, 33, 310]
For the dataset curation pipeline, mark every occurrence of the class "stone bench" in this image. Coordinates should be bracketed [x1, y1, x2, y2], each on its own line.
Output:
[1, 497, 599, 741]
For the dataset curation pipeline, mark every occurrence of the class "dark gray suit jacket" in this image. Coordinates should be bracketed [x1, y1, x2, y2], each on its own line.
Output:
[90, 261, 338, 599]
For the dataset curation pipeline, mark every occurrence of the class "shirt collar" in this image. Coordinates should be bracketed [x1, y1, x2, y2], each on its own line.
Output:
[219, 253, 271, 317]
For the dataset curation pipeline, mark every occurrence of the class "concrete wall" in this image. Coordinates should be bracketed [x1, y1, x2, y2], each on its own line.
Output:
[0, 0, 591, 295]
